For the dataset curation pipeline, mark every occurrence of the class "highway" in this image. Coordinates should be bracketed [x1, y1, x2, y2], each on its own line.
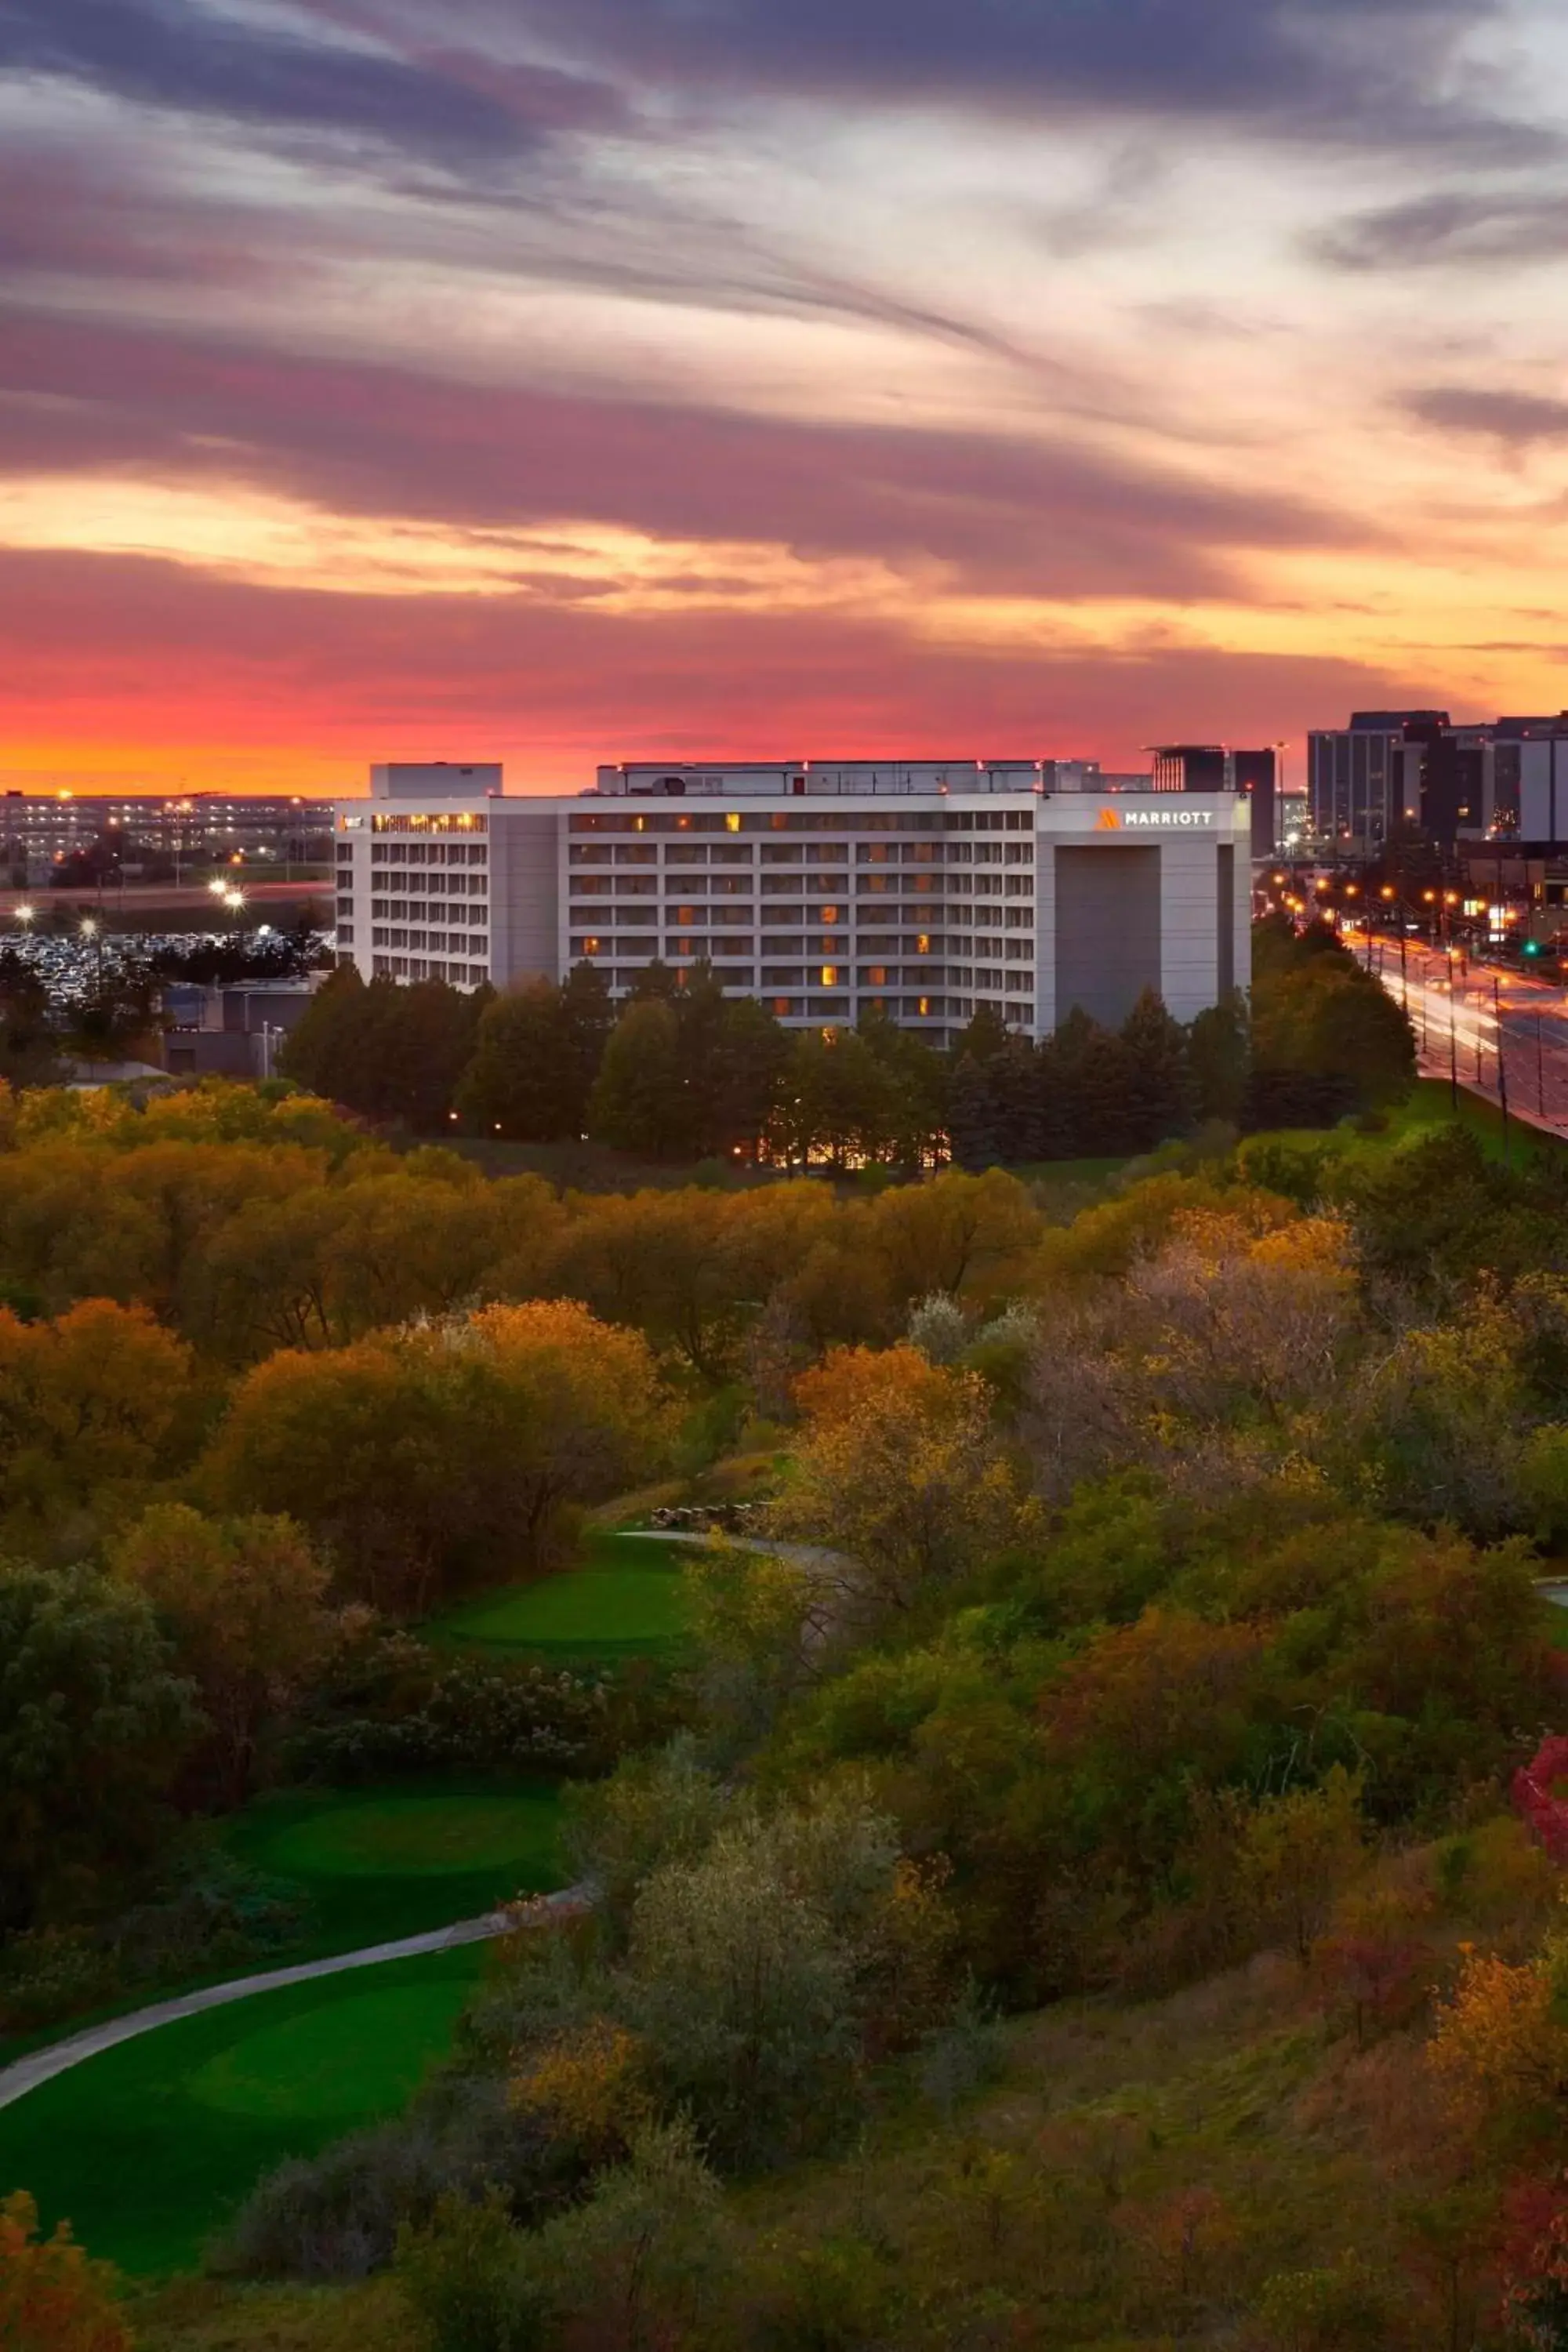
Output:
[1352, 929, 1568, 1136]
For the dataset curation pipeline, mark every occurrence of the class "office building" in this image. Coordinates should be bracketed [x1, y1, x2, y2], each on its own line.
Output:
[335, 760, 1251, 1045]
[1147, 746, 1278, 858]
[1306, 713, 1450, 852]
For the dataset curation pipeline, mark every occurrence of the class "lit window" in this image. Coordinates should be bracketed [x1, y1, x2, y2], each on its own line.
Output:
[771, 996, 791, 1015]
[916, 934, 931, 954]
[583, 935, 601, 953]
[866, 965, 887, 986]
[821, 904, 838, 923]
[821, 964, 838, 986]
[725, 812, 741, 833]
[677, 906, 696, 925]
[917, 996, 931, 1017]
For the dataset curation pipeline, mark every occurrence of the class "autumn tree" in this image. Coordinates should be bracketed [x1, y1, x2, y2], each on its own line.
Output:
[210, 1300, 672, 1611]
[1426, 1940, 1568, 2136]
[0, 1298, 195, 1540]
[0, 2192, 131, 2352]
[111, 1503, 337, 1801]
[0, 1560, 200, 1930]
[772, 1344, 1028, 1625]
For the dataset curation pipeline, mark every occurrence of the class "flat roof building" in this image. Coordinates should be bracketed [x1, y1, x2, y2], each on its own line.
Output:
[336, 760, 1250, 1046]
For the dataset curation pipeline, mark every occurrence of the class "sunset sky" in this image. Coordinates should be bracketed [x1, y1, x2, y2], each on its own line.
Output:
[3, 0, 1568, 796]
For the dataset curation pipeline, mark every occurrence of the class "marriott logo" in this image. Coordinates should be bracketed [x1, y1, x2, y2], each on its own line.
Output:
[1096, 806, 1216, 829]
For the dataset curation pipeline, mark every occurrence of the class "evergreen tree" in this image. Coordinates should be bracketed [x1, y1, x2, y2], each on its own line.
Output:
[1044, 1006, 1131, 1158]
[558, 960, 615, 1114]
[952, 1003, 1011, 1068]
[0, 950, 61, 1089]
[1188, 989, 1250, 1125]
[946, 1054, 1003, 1172]
[1119, 988, 1194, 1153]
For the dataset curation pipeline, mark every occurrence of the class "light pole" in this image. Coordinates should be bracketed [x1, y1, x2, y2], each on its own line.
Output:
[1494, 972, 1511, 1163]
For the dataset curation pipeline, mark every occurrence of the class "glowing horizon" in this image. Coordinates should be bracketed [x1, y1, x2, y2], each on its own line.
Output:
[4, 0, 1566, 797]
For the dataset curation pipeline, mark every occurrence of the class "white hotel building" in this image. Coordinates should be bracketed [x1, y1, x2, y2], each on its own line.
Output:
[335, 760, 1250, 1046]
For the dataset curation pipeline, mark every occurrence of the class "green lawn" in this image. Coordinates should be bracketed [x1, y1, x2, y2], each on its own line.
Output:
[221, 1780, 564, 1955]
[0, 1944, 484, 2278]
[425, 1530, 691, 1662]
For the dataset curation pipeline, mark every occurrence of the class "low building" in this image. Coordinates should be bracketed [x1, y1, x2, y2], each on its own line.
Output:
[335, 761, 1251, 1046]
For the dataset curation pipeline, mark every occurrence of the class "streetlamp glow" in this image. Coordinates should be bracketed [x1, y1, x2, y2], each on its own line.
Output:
[15, 904, 34, 926]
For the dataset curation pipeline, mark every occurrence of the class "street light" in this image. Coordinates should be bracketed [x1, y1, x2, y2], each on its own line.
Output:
[14, 903, 34, 927]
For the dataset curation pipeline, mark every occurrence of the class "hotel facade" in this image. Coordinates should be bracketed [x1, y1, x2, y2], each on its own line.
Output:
[335, 760, 1251, 1047]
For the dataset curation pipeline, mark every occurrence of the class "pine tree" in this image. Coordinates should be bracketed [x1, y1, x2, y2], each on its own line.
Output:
[1119, 988, 1194, 1153]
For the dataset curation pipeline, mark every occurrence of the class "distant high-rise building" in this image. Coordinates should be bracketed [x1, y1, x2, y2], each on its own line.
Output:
[1230, 749, 1279, 860]
[1149, 745, 1229, 793]
[1306, 713, 1450, 852]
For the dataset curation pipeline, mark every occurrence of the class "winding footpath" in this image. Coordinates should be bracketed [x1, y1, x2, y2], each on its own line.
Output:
[0, 1889, 590, 2114]
[0, 1530, 848, 2118]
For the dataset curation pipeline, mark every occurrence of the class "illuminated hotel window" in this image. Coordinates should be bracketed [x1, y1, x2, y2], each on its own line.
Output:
[866, 965, 888, 986]
[820, 904, 839, 923]
[916, 934, 931, 955]
[676, 906, 696, 925]
[821, 964, 838, 986]
[917, 996, 931, 1017]
[725, 812, 742, 833]
[771, 997, 791, 1016]
[584, 936, 601, 954]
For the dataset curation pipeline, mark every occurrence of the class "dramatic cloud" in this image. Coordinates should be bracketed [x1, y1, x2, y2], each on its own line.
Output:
[0, 0, 625, 164]
[0, 316, 1372, 602]
[463, 0, 1526, 148]
[1403, 387, 1568, 445]
[2, 0, 1567, 790]
[1319, 190, 1568, 270]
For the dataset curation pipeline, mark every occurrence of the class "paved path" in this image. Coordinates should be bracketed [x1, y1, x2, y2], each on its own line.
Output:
[619, 1528, 851, 1577]
[0, 1886, 589, 2114]
[0, 1532, 841, 2116]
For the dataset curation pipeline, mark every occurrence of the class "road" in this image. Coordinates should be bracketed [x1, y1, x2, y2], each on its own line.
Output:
[1353, 929, 1568, 1136]
[0, 878, 330, 924]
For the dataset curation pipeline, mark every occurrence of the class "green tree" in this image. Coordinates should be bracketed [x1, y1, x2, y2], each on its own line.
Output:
[0, 952, 61, 1090]
[0, 1559, 200, 1930]
[588, 1001, 691, 1159]
[1187, 989, 1250, 1124]
[1119, 988, 1194, 1154]
[459, 980, 585, 1142]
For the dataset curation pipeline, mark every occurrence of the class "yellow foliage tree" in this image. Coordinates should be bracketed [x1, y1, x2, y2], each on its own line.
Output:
[773, 1343, 1029, 1623]
[1426, 1942, 1568, 2132]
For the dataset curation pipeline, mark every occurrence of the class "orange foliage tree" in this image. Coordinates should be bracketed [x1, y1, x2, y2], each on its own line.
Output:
[0, 2192, 130, 2352]
[210, 1298, 673, 1611]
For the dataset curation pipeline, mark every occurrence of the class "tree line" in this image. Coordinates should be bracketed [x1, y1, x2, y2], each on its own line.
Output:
[279, 916, 1416, 1166]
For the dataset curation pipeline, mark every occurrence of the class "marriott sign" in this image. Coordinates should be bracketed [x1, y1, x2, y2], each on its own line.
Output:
[1095, 805, 1216, 830]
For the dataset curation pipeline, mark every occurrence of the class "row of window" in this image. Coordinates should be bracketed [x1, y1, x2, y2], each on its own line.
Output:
[372, 928, 489, 955]
[370, 902, 487, 923]
[371, 956, 490, 983]
[367, 845, 488, 868]
[568, 808, 1033, 835]
[366, 814, 487, 836]
[564, 839, 1031, 866]
[564, 870, 1032, 904]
